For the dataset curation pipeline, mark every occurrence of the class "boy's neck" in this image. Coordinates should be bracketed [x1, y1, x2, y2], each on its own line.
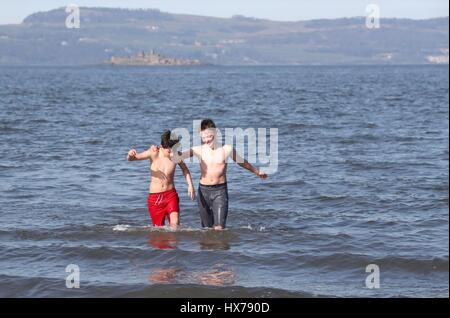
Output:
[205, 141, 222, 150]
[158, 149, 170, 159]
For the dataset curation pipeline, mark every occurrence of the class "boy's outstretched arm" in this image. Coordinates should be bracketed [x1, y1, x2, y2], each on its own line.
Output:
[177, 148, 195, 160]
[127, 145, 158, 161]
[231, 148, 268, 179]
[178, 161, 196, 200]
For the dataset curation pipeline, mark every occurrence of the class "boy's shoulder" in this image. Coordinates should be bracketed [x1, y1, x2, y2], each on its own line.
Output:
[191, 145, 202, 154]
[223, 144, 233, 151]
[220, 144, 233, 155]
[148, 145, 159, 160]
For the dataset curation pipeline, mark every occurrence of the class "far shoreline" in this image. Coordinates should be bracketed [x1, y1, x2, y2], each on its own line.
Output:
[0, 63, 448, 68]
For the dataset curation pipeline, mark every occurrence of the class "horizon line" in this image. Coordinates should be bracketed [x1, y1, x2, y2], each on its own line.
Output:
[1, 6, 449, 26]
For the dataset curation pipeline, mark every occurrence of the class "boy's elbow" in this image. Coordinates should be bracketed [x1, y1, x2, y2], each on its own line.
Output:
[238, 161, 248, 168]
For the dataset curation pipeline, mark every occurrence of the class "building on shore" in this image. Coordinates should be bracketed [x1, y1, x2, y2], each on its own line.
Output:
[108, 50, 203, 66]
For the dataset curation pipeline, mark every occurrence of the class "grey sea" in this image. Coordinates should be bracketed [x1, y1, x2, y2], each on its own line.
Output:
[0, 65, 448, 297]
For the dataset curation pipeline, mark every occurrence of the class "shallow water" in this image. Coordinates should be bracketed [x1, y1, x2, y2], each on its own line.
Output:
[0, 65, 448, 297]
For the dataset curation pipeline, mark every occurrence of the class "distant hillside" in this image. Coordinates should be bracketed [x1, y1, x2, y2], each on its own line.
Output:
[0, 7, 448, 65]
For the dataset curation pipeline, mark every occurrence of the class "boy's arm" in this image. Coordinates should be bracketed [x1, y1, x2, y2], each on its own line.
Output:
[176, 145, 204, 160]
[231, 147, 268, 179]
[177, 147, 196, 160]
[127, 145, 158, 161]
[178, 161, 196, 200]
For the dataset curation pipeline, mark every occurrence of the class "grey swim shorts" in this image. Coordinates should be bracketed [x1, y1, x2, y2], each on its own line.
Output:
[197, 183, 229, 228]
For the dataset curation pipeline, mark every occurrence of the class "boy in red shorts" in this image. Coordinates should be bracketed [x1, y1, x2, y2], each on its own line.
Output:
[127, 130, 195, 229]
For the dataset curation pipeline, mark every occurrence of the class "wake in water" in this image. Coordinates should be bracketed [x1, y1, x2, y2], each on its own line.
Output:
[112, 224, 267, 233]
[113, 224, 210, 233]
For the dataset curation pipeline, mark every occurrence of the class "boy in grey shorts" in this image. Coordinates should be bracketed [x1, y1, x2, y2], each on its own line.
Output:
[180, 119, 268, 230]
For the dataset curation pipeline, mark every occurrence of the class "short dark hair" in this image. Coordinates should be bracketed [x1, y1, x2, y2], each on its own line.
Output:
[200, 119, 216, 131]
[161, 130, 180, 149]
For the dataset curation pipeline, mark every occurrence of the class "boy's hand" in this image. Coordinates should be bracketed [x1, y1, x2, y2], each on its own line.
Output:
[188, 186, 196, 201]
[127, 149, 137, 160]
[256, 170, 268, 180]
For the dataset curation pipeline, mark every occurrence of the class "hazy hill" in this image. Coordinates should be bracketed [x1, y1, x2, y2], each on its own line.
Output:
[0, 7, 448, 65]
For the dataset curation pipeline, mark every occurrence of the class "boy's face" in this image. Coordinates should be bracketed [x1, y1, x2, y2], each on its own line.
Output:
[200, 128, 216, 145]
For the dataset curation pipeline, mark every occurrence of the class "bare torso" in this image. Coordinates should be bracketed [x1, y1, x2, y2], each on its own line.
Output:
[193, 144, 232, 185]
[149, 153, 177, 193]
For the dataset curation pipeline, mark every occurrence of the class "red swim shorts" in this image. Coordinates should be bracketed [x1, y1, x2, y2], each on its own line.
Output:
[147, 188, 180, 226]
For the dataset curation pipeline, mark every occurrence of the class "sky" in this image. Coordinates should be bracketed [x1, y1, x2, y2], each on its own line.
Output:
[0, 0, 448, 24]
